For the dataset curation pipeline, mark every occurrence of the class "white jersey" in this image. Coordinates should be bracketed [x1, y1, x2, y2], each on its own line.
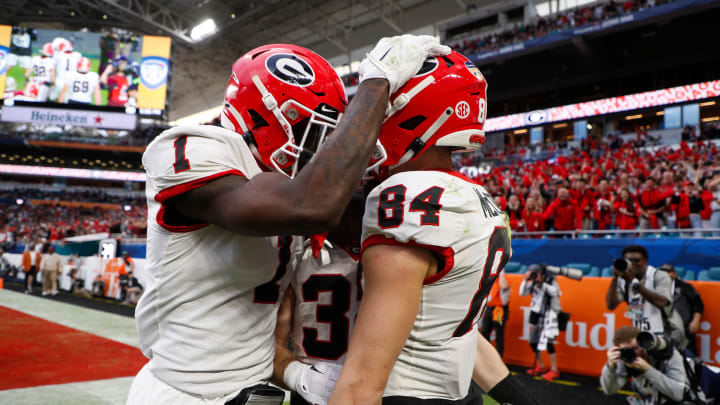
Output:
[291, 244, 362, 365]
[54, 51, 81, 83]
[137, 125, 300, 398]
[30, 56, 55, 84]
[362, 170, 511, 400]
[65, 71, 99, 104]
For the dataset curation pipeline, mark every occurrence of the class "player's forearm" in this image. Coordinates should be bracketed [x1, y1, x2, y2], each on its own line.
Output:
[271, 343, 296, 388]
[329, 376, 384, 405]
[292, 79, 389, 227]
[473, 334, 510, 392]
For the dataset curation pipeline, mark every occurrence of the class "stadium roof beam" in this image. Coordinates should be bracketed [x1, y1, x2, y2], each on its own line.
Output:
[296, 0, 352, 52]
[359, 0, 403, 33]
[72, 0, 198, 44]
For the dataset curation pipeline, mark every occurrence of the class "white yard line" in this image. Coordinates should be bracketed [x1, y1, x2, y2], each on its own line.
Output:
[0, 289, 140, 348]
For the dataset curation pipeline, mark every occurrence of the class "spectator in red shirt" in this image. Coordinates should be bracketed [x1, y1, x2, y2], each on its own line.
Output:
[523, 197, 546, 237]
[614, 188, 640, 233]
[506, 194, 524, 232]
[571, 178, 596, 230]
[543, 187, 581, 235]
[595, 178, 615, 231]
[638, 177, 672, 229]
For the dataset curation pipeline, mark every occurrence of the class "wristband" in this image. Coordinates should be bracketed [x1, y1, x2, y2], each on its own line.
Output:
[487, 374, 541, 405]
[283, 360, 304, 391]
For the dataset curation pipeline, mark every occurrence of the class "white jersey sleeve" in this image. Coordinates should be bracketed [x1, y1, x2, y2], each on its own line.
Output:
[291, 244, 362, 365]
[143, 125, 262, 230]
[361, 170, 512, 400]
[136, 125, 296, 398]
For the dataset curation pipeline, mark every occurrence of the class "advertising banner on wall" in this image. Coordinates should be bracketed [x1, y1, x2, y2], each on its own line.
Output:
[500, 275, 720, 376]
[0, 105, 137, 129]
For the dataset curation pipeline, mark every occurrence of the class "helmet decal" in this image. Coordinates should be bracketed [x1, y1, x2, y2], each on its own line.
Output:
[265, 53, 315, 87]
[464, 61, 483, 80]
[455, 101, 470, 119]
[415, 57, 438, 77]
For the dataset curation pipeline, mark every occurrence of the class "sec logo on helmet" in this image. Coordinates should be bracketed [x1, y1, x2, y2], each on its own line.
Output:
[265, 53, 315, 87]
[140, 56, 169, 89]
[455, 101, 470, 119]
[0, 45, 9, 76]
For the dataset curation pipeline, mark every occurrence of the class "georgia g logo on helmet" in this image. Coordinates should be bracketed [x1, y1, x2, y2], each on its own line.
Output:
[265, 53, 315, 87]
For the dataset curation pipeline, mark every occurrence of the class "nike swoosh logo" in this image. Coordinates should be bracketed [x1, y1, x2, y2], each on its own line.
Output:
[310, 365, 323, 374]
[379, 46, 392, 61]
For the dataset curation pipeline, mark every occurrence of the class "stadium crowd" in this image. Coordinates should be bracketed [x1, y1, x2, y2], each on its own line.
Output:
[456, 130, 720, 236]
[0, 187, 146, 247]
[450, 0, 667, 57]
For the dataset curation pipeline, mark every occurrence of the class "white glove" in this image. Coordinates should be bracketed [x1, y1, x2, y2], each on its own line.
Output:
[283, 361, 342, 405]
[358, 34, 451, 94]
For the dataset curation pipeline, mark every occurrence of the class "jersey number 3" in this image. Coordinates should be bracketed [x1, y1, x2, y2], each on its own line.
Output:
[301, 275, 352, 360]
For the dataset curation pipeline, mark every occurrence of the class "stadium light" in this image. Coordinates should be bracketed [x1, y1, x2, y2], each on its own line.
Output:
[190, 19, 217, 42]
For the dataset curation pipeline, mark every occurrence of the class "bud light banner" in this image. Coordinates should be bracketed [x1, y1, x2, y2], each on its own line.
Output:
[500, 275, 720, 377]
[137, 35, 171, 112]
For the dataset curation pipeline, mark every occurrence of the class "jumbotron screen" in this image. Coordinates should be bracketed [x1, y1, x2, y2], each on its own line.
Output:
[0, 25, 170, 128]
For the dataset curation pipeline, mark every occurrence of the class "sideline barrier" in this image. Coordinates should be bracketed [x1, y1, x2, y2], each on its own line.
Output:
[510, 238, 720, 272]
[501, 274, 720, 377]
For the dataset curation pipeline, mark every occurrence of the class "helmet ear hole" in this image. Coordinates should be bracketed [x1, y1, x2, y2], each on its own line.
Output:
[398, 115, 427, 131]
[248, 109, 269, 129]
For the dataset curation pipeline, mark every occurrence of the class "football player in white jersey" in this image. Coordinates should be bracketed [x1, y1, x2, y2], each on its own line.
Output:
[127, 36, 450, 405]
[50, 38, 81, 101]
[274, 193, 365, 405]
[329, 51, 540, 405]
[26, 43, 55, 102]
[59, 57, 101, 105]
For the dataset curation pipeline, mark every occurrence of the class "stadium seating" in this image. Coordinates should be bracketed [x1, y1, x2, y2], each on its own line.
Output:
[697, 268, 720, 282]
[565, 263, 599, 277]
[504, 262, 523, 273]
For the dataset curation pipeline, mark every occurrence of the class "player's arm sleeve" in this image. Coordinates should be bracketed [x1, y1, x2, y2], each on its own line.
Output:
[329, 243, 430, 405]
[144, 133, 248, 232]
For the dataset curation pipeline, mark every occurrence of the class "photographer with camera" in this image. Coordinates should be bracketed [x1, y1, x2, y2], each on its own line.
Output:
[606, 245, 687, 350]
[521, 264, 562, 381]
[601, 326, 690, 405]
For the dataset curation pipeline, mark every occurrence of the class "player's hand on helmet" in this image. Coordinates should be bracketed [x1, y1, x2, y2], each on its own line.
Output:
[359, 34, 451, 94]
[283, 360, 342, 405]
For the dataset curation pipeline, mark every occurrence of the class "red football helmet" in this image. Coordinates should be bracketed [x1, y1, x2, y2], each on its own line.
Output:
[370, 51, 488, 177]
[52, 37, 73, 53]
[221, 44, 347, 178]
[77, 57, 91, 73]
[39, 43, 53, 57]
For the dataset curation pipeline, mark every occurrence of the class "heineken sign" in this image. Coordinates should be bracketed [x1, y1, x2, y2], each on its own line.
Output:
[1, 105, 137, 130]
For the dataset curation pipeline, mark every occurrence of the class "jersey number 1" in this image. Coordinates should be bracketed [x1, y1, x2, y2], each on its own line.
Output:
[173, 136, 191, 173]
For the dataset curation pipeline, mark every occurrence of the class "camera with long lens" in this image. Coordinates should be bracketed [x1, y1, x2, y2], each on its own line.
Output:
[637, 331, 674, 360]
[530, 264, 583, 281]
[613, 258, 633, 272]
[619, 347, 638, 363]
